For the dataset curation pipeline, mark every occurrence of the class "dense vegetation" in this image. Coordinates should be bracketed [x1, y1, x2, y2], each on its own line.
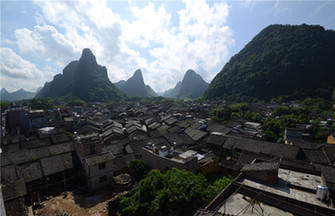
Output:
[210, 97, 334, 143]
[204, 24, 335, 102]
[36, 48, 124, 102]
[210, 103, 261, 123]
[128, 160, 149, 181]
[262, 98, 334, 142]
[118, 168, 233, 216]
[30, 99, 53, 110]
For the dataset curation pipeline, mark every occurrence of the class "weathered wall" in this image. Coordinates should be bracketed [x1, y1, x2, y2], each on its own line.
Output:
[141, 148, 198, 174]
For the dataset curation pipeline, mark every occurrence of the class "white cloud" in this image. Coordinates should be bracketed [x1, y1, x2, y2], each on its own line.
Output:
[0, 48, 54, 92]
[31, 0, 136, 81]
[134, 0, 234, 89]
[10, 0, 234, 92]
[15, 25, 81, 67]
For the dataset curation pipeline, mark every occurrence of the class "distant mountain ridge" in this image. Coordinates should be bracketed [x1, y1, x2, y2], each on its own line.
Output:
[1, 88, 36, 101]
[114, 80, 126, 89]
[164, 82, 181, 98]
[164, 70, 208, 99]
[119, 69, 157, 97]
[204, 24, 335, 101]
[36, 48, 123, 102]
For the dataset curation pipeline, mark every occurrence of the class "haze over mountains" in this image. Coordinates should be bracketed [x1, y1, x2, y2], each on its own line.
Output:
[115, 69, 208, 99]
[164, 70, 209, 99]
[1, 88, 36, 101]
[204, 24, 335, 101]
[115, 69, 157, 97]
[8, 48, 208, 102]
[2, 24, 335, 103]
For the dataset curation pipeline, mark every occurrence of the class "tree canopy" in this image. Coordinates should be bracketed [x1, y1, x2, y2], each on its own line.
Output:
[118, 168, 232, 216]
[204, 24, 335, 102]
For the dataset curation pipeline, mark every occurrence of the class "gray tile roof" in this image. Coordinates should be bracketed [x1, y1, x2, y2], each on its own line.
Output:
[48, 142, 72, 155]
[24, 138, 50, 149]
[16, 161, 43, 183]
[203, 134, 227, 147]
[324, 146, 335, 162]
[40, 152, 74, 176]
[5, 147, 51, 165]
[50, 133, 71, 144]
[2, 178, 27, 202]
[241, 162, 279, 172]
[302, 148, 329, 164]
[102, 142, 123, 157]
[164, 117, 178, 125]
[1, 165, 18, 184]
[206, 121, 232, 135]
[222, 137, 240, 151]
[185, 127, 208, 141]
[148, 122, 161, 130]
[84, 152, 115, 166]
[164, 133, 194, 147]
[233, 138, 301, 160]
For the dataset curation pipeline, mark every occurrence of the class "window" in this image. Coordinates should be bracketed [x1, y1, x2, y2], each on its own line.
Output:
[99, 175, 107, 183]
[89, 145, 95, 154]
[98, 162, 106, 170]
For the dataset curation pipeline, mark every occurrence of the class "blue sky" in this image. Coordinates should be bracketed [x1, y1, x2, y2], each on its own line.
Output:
[1, 0, 335, 93]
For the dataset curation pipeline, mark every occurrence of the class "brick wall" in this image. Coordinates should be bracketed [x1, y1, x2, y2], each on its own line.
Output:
[245, 170, 278, 184]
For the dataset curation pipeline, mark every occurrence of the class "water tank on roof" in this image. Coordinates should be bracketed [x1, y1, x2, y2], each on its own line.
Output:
[316, 185, 328, 201]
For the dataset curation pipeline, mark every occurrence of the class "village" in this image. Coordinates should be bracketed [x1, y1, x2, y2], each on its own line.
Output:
[1, 100, 335, 216]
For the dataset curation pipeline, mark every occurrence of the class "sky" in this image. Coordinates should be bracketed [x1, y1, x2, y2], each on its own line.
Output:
[1, 0, 335, 93]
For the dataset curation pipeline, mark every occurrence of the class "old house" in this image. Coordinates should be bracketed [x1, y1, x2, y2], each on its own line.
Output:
[185, 127, 208, 142]
[28, 110, 46, 129]
[73, 133, 103, 159]
[197, 152, 220, 175]
[5, 107, 29, 135]
[83, 152, 115, 190]
[141, 143, 198, 174]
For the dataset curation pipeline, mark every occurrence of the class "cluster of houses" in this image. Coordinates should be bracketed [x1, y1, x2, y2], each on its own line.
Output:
[1, 101, 335, 216]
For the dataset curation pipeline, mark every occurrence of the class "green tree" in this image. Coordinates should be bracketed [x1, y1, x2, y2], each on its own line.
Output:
[30, 99, 53, 110]
[128, 160, 149, 181]
[119, 168, 219, 216]
[209, 175, 234, 195]
[262, 120, 282, 141]
[66, 99, 86, 106]
[230, 103, 249, 112]
[210, 105, 232, 123]
[0, 101, 11, 111]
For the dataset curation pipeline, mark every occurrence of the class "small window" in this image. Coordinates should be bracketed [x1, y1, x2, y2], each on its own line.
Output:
[100, 175, 107, 183]
[98, 162, 106, 170]
[90, 145, 95, 154]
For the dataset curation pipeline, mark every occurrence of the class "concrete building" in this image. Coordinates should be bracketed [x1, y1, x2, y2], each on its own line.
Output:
[73, 133, 103, 159]
[83, 152, 115, 190]
[28, 110, 46, 129]
[141, 143, 198, 174]
[6, 108, 29, 135]
[199, 161, 335, 216]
